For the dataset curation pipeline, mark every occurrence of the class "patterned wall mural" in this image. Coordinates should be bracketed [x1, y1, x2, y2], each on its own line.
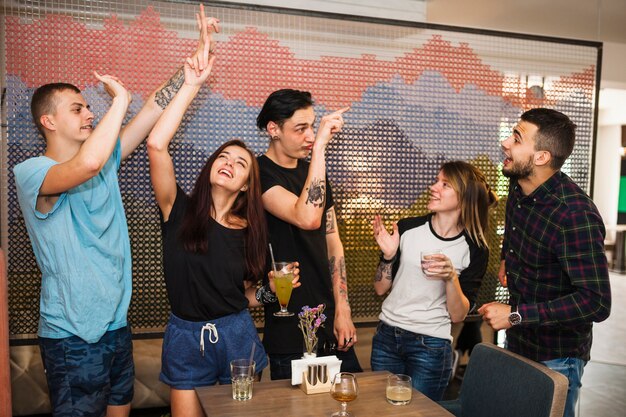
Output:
[1, 1, 599, 338]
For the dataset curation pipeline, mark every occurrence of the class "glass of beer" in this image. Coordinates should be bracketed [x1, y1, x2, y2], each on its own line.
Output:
[386, 374, 412, 405]
[330, 372, 358, 417]
[273, 261, 295, 317]
[230, 359, 255, 401]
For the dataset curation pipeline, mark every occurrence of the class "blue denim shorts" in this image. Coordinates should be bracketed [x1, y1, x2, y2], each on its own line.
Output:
[160, 310, 267, 389]
[39, 325, 134, 417]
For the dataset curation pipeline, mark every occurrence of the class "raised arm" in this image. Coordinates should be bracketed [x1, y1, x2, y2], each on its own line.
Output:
[147, 10, 219, 219]
[326, 206, 357, 351]
[262, 107, 349, 230]
[119, 4, 216, 160]
[372, 214, 399, 296]
[39, 72, 130, 196]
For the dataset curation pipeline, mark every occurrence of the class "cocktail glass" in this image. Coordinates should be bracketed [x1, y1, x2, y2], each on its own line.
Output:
[330, 372, 358, 417]
[273, 261, 295, 317]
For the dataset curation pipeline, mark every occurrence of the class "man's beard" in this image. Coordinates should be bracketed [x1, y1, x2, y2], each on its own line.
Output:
[502, 156, 534, 179]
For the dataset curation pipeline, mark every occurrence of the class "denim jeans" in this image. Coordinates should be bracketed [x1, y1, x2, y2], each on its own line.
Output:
[370, 322, 452, 401]
[541, 357, 586, 417]
[269, 347, 362, 380]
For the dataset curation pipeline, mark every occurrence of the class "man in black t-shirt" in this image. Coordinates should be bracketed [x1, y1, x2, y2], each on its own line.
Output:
[256, 89, 362, 379]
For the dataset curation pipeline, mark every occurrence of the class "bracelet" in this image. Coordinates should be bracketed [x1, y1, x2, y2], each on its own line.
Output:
[255, 284, 278, 305]
[379, 252, 397, 264]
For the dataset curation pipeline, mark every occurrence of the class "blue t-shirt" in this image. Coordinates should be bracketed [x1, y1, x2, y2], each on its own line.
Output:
[14, 140, 132, 343]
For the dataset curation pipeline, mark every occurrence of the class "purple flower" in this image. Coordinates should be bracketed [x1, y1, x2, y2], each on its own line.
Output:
[298, 304, 327, 355]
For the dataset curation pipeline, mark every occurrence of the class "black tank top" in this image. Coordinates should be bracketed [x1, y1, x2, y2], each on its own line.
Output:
[160, 185, 249, 321]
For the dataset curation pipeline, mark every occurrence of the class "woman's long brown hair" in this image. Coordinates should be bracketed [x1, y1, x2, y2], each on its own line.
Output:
[178, 139, 267, 281]
[441, 161, 498, 248]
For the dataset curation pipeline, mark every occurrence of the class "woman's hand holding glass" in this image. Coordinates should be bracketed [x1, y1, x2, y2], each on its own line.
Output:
[267, 262, 301, 293]
[268, 262, 300, 317]
[421, 253, 457, 281]
[372, 215, 399, 261]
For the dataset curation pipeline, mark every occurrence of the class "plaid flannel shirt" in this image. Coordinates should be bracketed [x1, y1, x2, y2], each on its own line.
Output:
[502, 171, 611, 362]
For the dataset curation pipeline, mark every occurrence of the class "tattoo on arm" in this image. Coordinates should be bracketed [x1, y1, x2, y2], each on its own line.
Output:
[329, 255, 336, 279]
[330, 255, 349, 304]
[338, 257, 349, 304]
[155, 67, 184, 109]
[374, 262, 393, 282]
[305, 178, 326, 208]
[326, 208, 336, 234]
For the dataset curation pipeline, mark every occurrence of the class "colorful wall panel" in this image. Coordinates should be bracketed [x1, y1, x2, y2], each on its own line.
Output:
[1, 1, 600, 338]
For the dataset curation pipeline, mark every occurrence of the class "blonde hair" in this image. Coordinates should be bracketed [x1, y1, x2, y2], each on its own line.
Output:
[440, 161, 498, 248]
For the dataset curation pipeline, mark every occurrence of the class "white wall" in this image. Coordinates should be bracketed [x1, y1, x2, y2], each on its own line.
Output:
[216, 0, 426, 21]
[594, 124, 621, 238]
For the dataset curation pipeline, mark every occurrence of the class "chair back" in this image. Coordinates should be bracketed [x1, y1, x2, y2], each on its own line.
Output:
[459, 343, 568, 417]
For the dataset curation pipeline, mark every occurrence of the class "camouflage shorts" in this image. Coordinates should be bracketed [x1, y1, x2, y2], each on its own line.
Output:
[39, 325, 134, 417]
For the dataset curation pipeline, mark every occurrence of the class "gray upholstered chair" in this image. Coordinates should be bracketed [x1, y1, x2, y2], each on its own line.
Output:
[440, 342, 569, 417]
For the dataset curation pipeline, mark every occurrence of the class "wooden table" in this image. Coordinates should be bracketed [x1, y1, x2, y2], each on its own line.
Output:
[195, 371, 454, 417]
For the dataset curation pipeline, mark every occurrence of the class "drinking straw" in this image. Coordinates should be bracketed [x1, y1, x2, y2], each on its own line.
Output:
[269, 243, 277, 272]
[248, 342, 256, 378]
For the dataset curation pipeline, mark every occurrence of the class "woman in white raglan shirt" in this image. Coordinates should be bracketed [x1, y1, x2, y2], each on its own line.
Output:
[371, 161, 498, 400]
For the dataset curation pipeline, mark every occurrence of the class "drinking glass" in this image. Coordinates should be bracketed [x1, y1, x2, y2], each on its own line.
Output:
[230, 359, 255, 401]
[330, 372, 358, 417]
[273, 261, 295, 317]
[420, 249, 442, 277]
[386, 374, 412, 405]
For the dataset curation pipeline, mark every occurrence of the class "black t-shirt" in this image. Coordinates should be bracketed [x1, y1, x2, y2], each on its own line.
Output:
[160, 185, 249, 321]
[258, 155, 336, 354]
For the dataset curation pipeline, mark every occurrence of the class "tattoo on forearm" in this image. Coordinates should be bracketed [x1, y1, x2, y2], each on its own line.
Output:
[330, 255, 349, 304]
[326, 209, 336, 234]
[329, 256, 336, 279]
[306, 178, 326, 208]
[155, 67, 184, 109]
[339, 257, 349, 304]
[374, 262, 393, 282]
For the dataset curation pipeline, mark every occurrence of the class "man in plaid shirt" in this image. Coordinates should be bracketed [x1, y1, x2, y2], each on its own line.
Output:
[479, 108, 611, 417]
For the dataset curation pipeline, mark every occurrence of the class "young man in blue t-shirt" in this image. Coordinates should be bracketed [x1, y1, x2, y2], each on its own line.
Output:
[13, 6, 214, 416]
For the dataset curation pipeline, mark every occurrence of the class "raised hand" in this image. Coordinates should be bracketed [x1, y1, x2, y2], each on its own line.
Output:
[314, 106, 349, 150]
[372, 215, 399, 260]
[93, 71, 131, 104]
[187, 4, 220, 77]
[183, 51, 216, 86]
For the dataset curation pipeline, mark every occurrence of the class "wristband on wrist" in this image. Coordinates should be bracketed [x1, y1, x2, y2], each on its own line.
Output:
[255, 284, 278, 305]
[379, 252, 397, 264]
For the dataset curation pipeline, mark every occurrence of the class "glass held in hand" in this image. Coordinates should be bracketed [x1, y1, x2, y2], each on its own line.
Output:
[420, 249, 443, 277]
[273, 261, 296, 317]
[330, 372, 358, 417]
[386, 374, 412, 405]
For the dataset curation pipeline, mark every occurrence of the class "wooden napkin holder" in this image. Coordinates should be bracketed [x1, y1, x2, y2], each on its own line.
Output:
[300, 369, 332, 394]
